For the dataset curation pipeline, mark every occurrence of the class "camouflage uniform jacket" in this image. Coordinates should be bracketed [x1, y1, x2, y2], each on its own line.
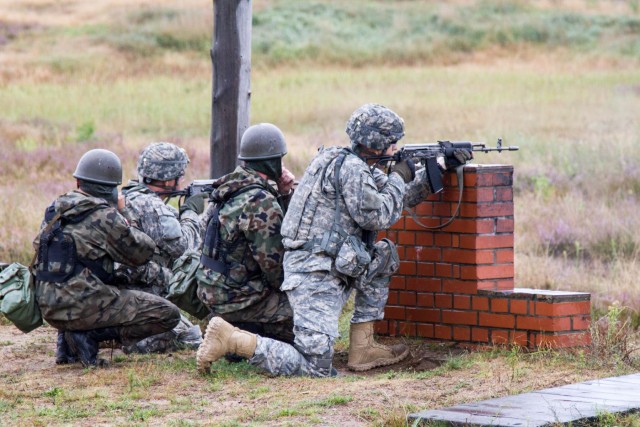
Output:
[34, 190, 156, 324]
[196, 166, 285, 314]
[117, 181, 202, 295]
[280, 146, 432, 276]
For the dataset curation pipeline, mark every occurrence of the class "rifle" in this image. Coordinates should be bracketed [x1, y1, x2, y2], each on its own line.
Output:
[159, 179, 217, 200]
[376, 138, 518, 194]
[379, 138, 519, 230]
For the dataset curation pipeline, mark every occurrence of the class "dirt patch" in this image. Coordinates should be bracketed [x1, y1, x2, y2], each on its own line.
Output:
[0, 20, 38, 46]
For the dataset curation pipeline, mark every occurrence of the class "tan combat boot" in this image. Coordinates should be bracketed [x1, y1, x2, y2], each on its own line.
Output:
[196, 317, 257, 374]
[347, 321, 409, 371]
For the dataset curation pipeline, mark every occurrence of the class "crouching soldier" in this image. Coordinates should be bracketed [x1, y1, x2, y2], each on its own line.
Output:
[116, 142, 205, 354]
[34, 149, 181, 367]
[196, 123, 295, 345]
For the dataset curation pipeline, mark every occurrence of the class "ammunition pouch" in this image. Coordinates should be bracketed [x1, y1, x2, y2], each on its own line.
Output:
[335, 235, 372, 278]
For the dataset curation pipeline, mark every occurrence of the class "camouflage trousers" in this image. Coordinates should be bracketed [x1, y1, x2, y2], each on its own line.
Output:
[45, 289, 181, 346]
[220, 290, 294, 344]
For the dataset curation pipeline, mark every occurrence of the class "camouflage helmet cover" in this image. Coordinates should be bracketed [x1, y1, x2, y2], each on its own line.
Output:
[345, 103, 405, 150]
[238, 123, 287, 161]
[73, 148, 122, 185]
[137, 142, 189, 181]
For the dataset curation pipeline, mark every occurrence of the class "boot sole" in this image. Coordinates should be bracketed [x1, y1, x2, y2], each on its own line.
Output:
[347, 346, 410, 372]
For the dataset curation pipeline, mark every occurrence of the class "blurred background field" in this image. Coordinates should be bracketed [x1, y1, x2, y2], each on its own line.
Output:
[1, 0, 639, 323]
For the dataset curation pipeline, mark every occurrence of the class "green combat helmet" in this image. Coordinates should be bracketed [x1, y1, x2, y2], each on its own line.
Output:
[345, 103, 405, 151]
[137, 142, 189, 182]
[238, 123, 287, 161]
[73, 149, 122, 185]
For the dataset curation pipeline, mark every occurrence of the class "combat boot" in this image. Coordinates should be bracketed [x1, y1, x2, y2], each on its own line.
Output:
[347, 321, 409, 371]
[197, 317, 257, 374]
[55, 330, 77, 365]
[64, 331, 101, 368]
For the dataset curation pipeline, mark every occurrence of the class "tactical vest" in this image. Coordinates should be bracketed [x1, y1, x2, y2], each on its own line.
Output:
[281, 147, 365, 253]
[35, 204, 114, 284]
[200, 184, 266, 278]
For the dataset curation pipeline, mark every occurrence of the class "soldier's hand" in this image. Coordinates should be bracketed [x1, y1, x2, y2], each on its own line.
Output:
[277, 166, 295, 195]
[390, 159, 416, 183]
[180, 193, 207, 216]
[446, 149, 473, 170]
[117, 193, 125, 211]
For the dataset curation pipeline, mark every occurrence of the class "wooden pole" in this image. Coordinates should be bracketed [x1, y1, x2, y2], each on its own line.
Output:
[209, 0, 252, 178]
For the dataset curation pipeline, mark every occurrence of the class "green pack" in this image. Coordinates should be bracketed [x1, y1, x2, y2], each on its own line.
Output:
[0, 262, 43, 333]
[167, 251, 210, 320]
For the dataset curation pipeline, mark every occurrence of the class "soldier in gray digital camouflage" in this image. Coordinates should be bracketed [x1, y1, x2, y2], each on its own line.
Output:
[34, 149, 181, 367]
[116, 142, 204, 354]
[195, 123, 295, 345]
[197, 104, 471, 377]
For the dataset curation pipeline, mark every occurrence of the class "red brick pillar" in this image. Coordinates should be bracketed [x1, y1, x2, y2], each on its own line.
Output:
[376, 165, 591, 349]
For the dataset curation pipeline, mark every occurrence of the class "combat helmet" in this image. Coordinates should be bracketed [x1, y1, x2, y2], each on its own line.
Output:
[345, 103, 405, 151]
[137, 142, 189, 182]
[73, 149, 122, 186]
[238, 123, 287, 161]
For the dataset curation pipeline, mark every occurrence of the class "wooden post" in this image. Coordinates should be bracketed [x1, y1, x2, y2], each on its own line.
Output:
[209, 0, 252, 178]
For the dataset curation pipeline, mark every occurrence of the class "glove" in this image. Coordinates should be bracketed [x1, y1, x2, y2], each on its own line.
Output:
[390, 159, 416, 183]
[180, 193, 207, 215]
[445, 149, 473, 170]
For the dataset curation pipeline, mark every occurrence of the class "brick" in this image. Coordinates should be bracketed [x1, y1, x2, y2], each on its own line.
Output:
[398, 231, 415, 245]
[378, 231, 388, 240]
[388, 321, 398, 336]
[453, 326, 471, 341]
[435, 294, 453, 308]
[387, 291, 398, 305]
[407, 277, 441, 292]
[516, 316, 572, 332]
[389, 217, 405, 230]
[535, 301, 591, 317]
[389, 276, 405, 290]
[435, 263, 454, 278]
[477, 171, 513, 187]
[385, 306, 406, 320]
[417, 293, 435, 307]
[435, 325, 452, 340]
[495, 188, 513, 202]
[399, 261, 417, 276]
[461, 265, 514, 280]
[375, 320, 389, 335]
[490, 298, 509, 313]
[535, 331, 591, 348]
[452, 264, 460, 279]
[461, 171, 478, 187]
[442, 248, 495, 265]
[510, 299, 529, 315]
[384, 231, 398, 242]
[398, 322, 416, 336]
[513, 330, 530, 347]
[405, 217, 443, 230]
[433, 203, 454, 217]
[491, 330, 510, 345]
[406, 308, 440, 323]
[496, 218, 514, 233]
[442, 310, 478, 325]
[396, 246, 405, 259]
[572, 315, 591, 331]
[459, 203, 512, 218]
[484, 279, 514, 291]
[417, 323, 435, 338]
[398, 291, 416, 306]
[459, 235, 514, 249]
[440, 218, 495, 234]
[454, 295, 471, 310]
[414, 203, 433, 216]
[416, 262, 436, 277]
[472, 327, 489, 342]
[443, 279, 479, 294]
[452, 234, 460, 248]
[495, 249, 514, 263]
[406, 247, 441, 262]
[415, 232, 434, 246]
[472, 296, 490, 311]
[435, 233, 452, 247]
[479, 312, 515, 328]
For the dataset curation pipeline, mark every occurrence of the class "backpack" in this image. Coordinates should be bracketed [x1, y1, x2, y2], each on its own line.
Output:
[166, 250, 210, 320]
[0, 262, 43, 333]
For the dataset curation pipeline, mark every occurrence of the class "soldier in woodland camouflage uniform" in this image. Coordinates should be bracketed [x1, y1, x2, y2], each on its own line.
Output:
[196, 123, 295, 344]
[34, 149, 181, 367]
[116, 142, 204, 354]
[197, 104, 471, 377]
